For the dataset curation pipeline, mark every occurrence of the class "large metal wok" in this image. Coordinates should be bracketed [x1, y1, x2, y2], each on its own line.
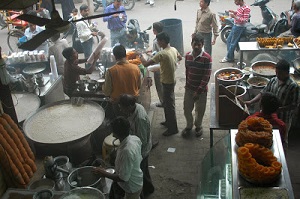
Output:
[23, 100, 105, 144]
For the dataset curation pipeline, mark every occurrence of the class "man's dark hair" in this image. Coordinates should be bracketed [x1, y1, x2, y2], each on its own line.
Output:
[204, 0, 211, 6]
[153, 22, 164, 33]
[62, 47, 74, 60]
[111, 116, 130, 138]
[80, 4, 88, 11]
[119, 94, 136, 107]
[72, 8, 78, 13]
[276, 59, 290, 72]
[261, 92, 281, 115]
[113, 45, 126, 60]
[156, 32, 170, 44]
[192, 33, 204, 44]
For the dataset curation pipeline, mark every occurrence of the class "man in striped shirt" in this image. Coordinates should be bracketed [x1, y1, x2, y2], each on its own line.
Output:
[245, 59, 300, 143]
[182, 33, 212, 137]
[220, 0, 250, 63]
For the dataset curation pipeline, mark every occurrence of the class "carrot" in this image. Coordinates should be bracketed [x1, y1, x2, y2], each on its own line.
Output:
[2, 113, 35, 161]
[0, 122, 25, 163]
[0, 133, 29, 184]
[23, 163, 33, 178]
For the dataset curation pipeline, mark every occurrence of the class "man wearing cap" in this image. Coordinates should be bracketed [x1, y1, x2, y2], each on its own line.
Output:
[103, 0, 127, 47]
[76, 4, 98, 65]
[245, 59, 300, 143]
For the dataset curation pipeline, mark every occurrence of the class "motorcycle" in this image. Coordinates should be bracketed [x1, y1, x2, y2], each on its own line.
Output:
[93, 0, 135, 12]
[219, 0, 289, 44]
[125, 19, 151, 50]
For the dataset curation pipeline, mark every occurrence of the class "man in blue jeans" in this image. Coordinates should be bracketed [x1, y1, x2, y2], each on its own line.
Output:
[220, 0, 250, 63]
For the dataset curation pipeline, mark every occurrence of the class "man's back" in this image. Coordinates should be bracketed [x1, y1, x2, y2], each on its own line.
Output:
[152, 46, 179, 84]
[115, 135, 143, 193]
[104, 62, 141, 101]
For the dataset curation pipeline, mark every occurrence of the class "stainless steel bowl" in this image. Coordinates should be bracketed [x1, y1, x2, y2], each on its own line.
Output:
[214, 67, 245, 86]
[247, 76, 270, 88]
[32, 189, 53, 199]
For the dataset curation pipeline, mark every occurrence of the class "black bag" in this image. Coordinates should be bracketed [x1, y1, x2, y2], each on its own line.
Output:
[72, 28, 84, 53]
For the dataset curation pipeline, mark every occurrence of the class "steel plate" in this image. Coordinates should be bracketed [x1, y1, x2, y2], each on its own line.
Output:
[22, 63, 46, 75]
[23, 100, 105, 144]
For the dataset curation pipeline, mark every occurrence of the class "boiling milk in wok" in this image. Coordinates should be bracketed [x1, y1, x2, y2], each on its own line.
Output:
[24, 101, 105, 144]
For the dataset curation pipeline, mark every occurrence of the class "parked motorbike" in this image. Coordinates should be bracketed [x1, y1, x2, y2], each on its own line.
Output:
[93, 0, 135, 11]
[125, 19, 151, 50]
[219, 0, 290, 44]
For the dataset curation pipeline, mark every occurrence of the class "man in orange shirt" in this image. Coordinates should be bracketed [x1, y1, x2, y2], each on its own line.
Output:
[103, 45, 141, 116]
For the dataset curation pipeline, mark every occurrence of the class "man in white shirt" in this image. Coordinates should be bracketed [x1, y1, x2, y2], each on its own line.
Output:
[94, 116, 143, 199]
[48, 33, 69, 75]
[76, 4, 98, 67]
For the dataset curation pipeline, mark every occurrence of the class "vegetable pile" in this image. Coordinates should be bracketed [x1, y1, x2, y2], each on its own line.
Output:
[0, 113, 36, 188]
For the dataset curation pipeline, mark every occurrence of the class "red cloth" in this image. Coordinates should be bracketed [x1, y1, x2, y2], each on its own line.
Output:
[247, 112, 286, 141]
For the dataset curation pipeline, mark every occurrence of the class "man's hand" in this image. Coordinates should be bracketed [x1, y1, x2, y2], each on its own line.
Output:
[93, 167, 106, 176]
[193, 92, 199, 101]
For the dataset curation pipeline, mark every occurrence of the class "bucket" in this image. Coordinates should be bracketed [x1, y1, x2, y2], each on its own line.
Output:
[160, 18, 184, 55]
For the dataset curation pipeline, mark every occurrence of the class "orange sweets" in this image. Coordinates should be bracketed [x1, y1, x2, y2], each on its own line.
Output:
[236, 117, 273, 148]
[126, 51, 142, 65]
[237, 143, 282, 184]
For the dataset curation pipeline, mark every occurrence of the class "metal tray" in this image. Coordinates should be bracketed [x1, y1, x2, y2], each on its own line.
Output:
[239, 187, 289, 199]
[256, 42, 297, 50]
[230, 130, 294, 199]
[1, 188, 66, 199]
[23, 100, 105, 144]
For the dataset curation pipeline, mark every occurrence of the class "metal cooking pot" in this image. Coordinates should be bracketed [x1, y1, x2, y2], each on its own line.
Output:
[23, 100, 105, 164]
[214, 67, 245, 86]
[251, 61, 276, 78]
[59, 187, 105, 199]
[67, 166, 101, 189]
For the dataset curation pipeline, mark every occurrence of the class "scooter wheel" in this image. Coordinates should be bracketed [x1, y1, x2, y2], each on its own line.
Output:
[221, 27, 231, 44]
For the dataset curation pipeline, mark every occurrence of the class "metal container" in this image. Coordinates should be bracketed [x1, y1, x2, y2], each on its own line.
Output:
[225, 85, 247, 99]
[23, 100, 105, 164]
[28, 178, 55, 191]
[67, 166, 101, 189]
[32, 189, 53, 199]
[251, 61, 276, 78]
[247, 76, 270, 88]
[292, 57, 300, 73]
[59, 187, 105, 199]
[54, 156, 73, 178]
[214, 67, 245, 86]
